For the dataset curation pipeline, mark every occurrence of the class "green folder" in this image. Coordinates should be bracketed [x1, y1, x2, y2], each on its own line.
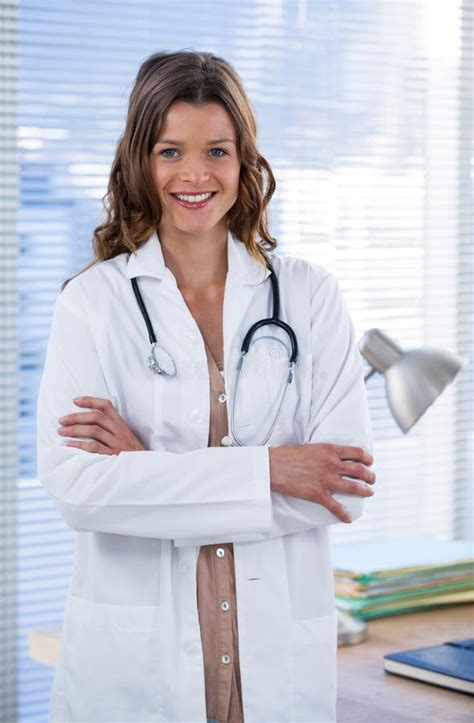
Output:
[332, 535, 474, 619]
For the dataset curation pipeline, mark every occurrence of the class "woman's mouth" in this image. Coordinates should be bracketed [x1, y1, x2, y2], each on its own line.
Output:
[170, 191, 217, 209]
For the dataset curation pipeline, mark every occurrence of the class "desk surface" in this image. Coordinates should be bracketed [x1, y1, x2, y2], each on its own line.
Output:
[336, 603, 474, 722]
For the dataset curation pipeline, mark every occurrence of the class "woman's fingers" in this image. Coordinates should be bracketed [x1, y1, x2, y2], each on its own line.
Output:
[58, 423, 117, 449]
[58, 396, 146, 454]
[63, 439, 117, 455]
[332, 477, 375, 497]
[269, 444, 376, 522]
[71, 396, 122, 421]
[321, 493, 353, 523]
[58, 411, 116, 435]
[58, 398, 120, 444]
[333, 444, 373, 466]
[340, 460, 376, 485]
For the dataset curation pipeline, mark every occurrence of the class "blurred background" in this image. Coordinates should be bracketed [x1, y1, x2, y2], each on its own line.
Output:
[1, 0, 472, 721]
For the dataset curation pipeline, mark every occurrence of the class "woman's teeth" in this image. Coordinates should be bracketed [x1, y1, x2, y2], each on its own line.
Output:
[174, 192, 214, 202]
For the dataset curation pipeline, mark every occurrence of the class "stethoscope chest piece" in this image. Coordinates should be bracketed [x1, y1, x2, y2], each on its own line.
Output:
[148, 342, 177, 377]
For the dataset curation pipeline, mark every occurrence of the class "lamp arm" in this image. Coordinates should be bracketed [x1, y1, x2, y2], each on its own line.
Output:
[364, 366, 377, 383]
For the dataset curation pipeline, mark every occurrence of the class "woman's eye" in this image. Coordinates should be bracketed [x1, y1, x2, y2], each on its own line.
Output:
[210, 148, 227, 157]
[161, 148, 178, 158]
[158, 148, 228, 158]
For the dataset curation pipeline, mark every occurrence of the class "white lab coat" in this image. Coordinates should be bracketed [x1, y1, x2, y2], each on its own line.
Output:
[36, 228, 373, 723]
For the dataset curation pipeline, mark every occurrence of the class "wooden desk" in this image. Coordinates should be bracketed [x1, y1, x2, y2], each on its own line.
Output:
[336, 603, 474, 722]
[30, 604, 474, 721]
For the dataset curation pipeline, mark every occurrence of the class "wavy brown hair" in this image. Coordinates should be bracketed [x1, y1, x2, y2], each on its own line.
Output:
[62, 49, 277, 290]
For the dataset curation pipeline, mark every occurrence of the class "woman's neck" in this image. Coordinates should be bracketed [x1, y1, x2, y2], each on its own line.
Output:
[157, 226, 228, 294]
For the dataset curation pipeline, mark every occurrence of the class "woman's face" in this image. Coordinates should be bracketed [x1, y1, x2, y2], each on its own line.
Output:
[150, 101, 241, 237]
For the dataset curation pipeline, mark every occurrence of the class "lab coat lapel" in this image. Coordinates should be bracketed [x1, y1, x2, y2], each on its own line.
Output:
[125, 230, 167, 281]
[223, 230, 271, 376]
[125, 227, 271, 375]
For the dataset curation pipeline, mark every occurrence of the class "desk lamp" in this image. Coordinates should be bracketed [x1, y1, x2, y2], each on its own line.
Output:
[336, 328, 466, 646]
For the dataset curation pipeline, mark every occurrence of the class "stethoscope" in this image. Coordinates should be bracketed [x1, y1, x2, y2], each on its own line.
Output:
[130, 253, 298, 446]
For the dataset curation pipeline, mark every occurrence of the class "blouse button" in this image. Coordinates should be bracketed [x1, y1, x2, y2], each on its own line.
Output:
[220, 601, 230, 612]
[216, 548, 225, 558]
[221, 654, 231, 665]
[218, 393, 227, 403]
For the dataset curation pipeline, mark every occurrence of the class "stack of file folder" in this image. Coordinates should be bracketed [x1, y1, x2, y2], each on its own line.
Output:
[331, 535, 474, 619]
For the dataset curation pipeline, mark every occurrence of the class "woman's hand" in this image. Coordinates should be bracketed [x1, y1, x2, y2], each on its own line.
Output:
[57, 396, 146, 455]
[269, 443, 376, 523]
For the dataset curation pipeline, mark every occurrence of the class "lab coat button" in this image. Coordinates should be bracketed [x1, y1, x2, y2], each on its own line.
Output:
[220, 601, 230, 611]
[179, 563, 189, 575]
[189, 408, 205, 424]
[184, 640, 198, 655]
[187, 331, 199, 343]
[221, 654, 231, 664]
[216, 548, 225, 558]
[218, 393, 227, 403]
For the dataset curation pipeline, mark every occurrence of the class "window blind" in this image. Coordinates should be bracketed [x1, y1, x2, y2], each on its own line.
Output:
[1, 3, 19, 721]
[2, 0, 472, 720]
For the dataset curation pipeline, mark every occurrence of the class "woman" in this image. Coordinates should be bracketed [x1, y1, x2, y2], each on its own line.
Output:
[37, 50, 376, 723]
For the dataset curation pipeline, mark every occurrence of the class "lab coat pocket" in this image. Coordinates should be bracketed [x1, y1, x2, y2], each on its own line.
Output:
[63, 595, 162, 722]
[289, 611, 338, 722]
[71, 534, 162, 606]
[283, 526, 335, 620]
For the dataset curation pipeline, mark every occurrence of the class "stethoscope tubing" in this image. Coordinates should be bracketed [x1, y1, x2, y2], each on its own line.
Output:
[130, 252, 298, 446]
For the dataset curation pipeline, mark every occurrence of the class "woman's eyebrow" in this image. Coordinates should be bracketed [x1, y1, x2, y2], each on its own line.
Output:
[156, 137, 236, 145]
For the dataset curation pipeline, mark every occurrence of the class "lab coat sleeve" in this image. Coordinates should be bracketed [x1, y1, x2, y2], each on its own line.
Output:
[36, 279, 273, 540]
[173, 270, 373, 546]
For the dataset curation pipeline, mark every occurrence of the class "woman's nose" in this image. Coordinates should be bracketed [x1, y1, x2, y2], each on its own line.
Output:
[179, 159, 210, 185]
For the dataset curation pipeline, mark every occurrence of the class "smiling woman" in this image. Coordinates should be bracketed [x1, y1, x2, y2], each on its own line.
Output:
[37, 49, 374, 723]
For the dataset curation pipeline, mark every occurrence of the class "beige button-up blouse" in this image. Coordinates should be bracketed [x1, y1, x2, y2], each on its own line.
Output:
[196, 338, 245, 723]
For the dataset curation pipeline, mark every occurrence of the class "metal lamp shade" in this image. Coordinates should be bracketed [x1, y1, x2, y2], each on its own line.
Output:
[359, 329, 465, 433]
